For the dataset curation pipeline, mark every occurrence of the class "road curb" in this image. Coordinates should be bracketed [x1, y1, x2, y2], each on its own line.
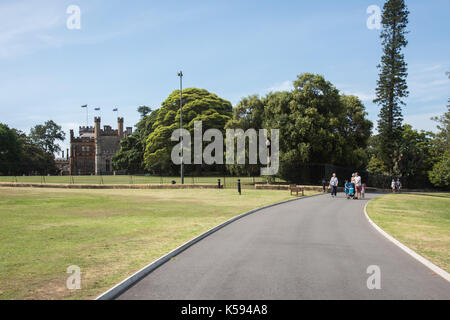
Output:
[364, 199, 450, 283]
[95, 192, 325, 300]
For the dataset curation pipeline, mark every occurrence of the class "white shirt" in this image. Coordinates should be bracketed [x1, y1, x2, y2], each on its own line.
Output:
[330, 177, 338, 186]
[354, 176, 361, 187]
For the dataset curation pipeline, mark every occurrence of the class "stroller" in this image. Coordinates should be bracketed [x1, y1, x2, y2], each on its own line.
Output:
[345, 182, 356, 200]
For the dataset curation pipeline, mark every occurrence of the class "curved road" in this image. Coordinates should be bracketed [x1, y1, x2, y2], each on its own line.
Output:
[118, 193, 450, 300]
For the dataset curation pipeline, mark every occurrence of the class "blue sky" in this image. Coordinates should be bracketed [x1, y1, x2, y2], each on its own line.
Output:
[0, 0, 449, 154]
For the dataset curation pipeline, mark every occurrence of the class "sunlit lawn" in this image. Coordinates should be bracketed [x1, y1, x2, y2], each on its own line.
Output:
[0, 187, 313, 300]
[0, 175, 285, 188]
[367, 193, 450, 273]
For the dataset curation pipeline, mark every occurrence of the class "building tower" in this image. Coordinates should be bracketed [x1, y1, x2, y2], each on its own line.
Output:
[118, 117, 124, 140]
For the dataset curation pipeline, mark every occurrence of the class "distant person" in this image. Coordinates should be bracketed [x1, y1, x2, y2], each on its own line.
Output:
[329, 173, 338, 198]
[322, 178, 327, 193]
[361, 183, 366, 199]
[354, 172, 361, 199]
[396, 179, 402, 193]
[391, 179, 396, 193]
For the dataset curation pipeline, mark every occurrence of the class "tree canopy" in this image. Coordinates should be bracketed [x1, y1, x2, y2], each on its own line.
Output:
[228, 73, 373, 182]
[144, 88, 233, 174]
[374, 0, 410, 174]
[30, 120, 66, 154]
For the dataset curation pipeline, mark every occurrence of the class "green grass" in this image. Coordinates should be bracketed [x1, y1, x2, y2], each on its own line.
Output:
[367, 193, 450, 273]
[0, 175, 286, 187]
[0, 187, 313, 300]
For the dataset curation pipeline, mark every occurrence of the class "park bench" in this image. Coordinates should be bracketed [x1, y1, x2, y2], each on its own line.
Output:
[289, 184, 304, 196]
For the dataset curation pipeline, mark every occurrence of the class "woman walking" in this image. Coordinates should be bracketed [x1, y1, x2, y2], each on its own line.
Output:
[329, 173, 338, 198]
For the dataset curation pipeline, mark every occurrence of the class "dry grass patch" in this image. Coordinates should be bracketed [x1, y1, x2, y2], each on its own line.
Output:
[0, 187, 313, 299]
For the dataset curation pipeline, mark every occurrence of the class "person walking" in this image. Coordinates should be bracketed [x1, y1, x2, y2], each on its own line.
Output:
[329, 173, 338, 198]
[354, 172, 362, 199]
[391, 179, 396, 193]
[396, 179, 402, 193]
[322, 178, 327, 193]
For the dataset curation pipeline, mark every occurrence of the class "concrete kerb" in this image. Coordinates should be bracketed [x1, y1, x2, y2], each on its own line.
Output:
[363, 200, 450, 283]
[95, 192, 325, 300]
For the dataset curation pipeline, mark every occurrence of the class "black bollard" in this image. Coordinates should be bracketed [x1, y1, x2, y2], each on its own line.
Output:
[218, 179, 221, 189]
[237, 179, 241, 195]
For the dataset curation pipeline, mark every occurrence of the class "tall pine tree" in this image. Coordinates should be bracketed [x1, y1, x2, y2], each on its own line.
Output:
[373, 0, 409, 175]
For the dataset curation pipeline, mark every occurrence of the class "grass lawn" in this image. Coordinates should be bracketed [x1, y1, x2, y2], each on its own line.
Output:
[0, 187, 313, 300]
[0, 175, 285, 187]
[367, 193, 450, 273]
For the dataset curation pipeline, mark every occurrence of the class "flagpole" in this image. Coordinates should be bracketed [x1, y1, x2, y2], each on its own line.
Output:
[81, 105, 88, 126]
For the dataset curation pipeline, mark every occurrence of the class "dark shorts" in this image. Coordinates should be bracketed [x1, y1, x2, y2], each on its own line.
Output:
[356, 186, 362, 192]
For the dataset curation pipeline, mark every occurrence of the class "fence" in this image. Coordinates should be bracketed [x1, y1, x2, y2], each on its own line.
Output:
[0, 174, 286, 189]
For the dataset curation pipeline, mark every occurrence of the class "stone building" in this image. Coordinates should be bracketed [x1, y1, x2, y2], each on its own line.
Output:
[70, 126, 95, 175]
[69, 117, 132, 175]
[55, 149, 70, 175]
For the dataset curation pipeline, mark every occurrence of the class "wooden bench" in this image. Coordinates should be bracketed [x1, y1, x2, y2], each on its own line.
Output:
[289, 184, 304, 196]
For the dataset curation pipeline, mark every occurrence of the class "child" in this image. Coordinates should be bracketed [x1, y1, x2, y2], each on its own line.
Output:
[345, 180, 355, 199]
[361, 183, 366, 199]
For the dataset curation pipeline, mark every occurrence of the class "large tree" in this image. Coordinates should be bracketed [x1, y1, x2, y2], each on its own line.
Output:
[15, 130, 57, 175]
[30, 120, 65, 154]
[113, 107, 158, 173]
[144, 88, 233, 174]
[429, 104, 450, 189]
[0, 124, 21, 175]
[229, 73, 373, 182]
[373, 0, 409, 174]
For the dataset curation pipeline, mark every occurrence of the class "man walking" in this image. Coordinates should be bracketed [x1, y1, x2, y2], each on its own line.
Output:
[329, 173, 338, 198]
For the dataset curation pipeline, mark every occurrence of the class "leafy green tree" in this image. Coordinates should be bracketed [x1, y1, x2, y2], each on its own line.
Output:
[144, 88, 232, 174]
[429, 105, 450, 188]
[0, 124, 21, 175]
[367, 156, 389, 174]
[428, 156, 449, 189]
[12, 129, 57, 175]
[395, 125, 433, 187]
[373, 0, 409, 174]
[30, 120, 65, 154]
[137, 106, 152, 118]
[225, 95, 265, 176]
[229, 74, 373, 182]
[113, 107, 158, 173]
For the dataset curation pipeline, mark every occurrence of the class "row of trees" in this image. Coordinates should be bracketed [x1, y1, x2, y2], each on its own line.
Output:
[112, 73, 373, 180]
[0, 121, 65, 175]
[112, 69, 448, 188]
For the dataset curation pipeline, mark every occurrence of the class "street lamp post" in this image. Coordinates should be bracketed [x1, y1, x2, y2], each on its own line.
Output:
[178, 71, 184, 184]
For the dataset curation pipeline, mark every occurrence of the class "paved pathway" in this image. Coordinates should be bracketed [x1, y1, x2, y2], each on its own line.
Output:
[118, 193, 450, 299]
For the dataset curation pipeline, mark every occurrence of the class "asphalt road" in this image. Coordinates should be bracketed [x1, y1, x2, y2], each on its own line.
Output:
[118, 192, 450, 300]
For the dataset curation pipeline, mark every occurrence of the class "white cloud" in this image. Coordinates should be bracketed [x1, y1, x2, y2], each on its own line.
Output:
[342, 90, 375, 102]
[403, 112, 442, 133]
[0, 1, 67, 58]
[407, 63, 450, 103]
[265, 80, 293, 93]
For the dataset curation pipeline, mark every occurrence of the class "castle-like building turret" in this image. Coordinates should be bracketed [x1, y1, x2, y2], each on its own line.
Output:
[70, 117, 132, 175]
